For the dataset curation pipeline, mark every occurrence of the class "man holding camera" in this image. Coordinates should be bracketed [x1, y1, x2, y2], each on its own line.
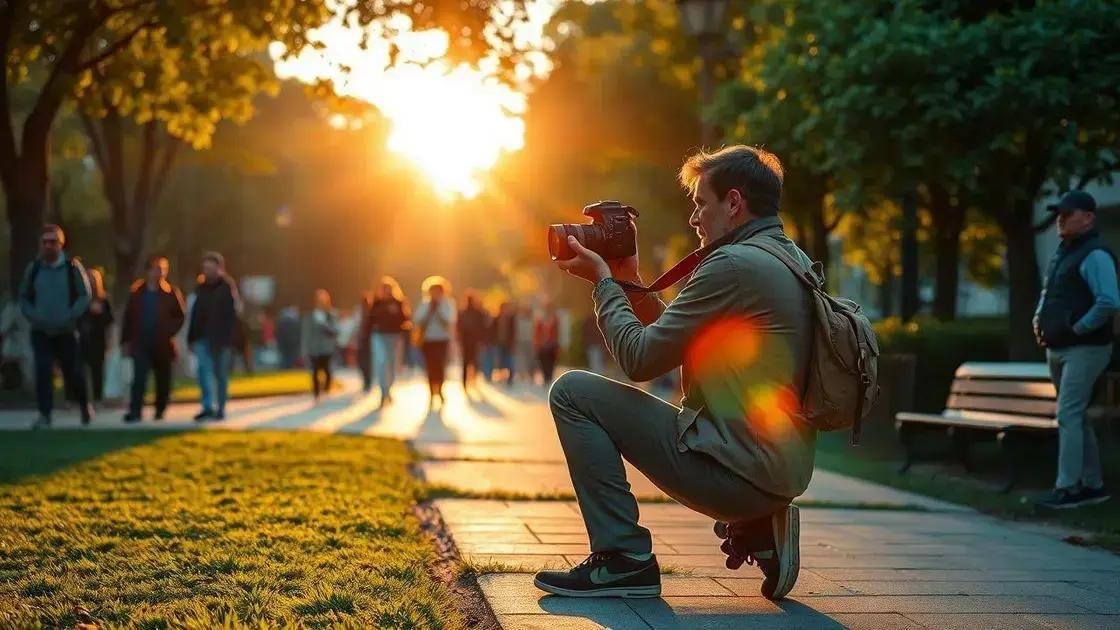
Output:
[537, 145, 818, 600]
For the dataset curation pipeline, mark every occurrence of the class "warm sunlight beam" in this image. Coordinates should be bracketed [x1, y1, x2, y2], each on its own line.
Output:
[271, 5, 556, 200]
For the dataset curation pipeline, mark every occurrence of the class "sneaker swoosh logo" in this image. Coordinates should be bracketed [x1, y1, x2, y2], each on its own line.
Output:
[589, 566, 647, 585]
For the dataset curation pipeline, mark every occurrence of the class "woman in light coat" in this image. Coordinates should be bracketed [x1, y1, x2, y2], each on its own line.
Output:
[302, 289, 338, 401]
[413, 276, 456, 408]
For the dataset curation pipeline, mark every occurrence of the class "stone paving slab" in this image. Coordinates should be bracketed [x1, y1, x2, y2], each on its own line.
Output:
[439, 498, 1120, 629]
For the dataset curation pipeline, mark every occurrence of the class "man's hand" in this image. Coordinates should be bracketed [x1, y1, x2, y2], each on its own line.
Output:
[556, 236, 612, 284]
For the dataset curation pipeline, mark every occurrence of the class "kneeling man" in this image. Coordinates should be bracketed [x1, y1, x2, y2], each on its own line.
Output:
[536, 146, 818, 600]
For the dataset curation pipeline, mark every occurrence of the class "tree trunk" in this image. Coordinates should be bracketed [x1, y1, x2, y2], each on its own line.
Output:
[1002, 208, 1044, 361]
[808, 200, 832, 276]
[930, 185, 965, 321]
[5, 180, 46, 292]
[899, 190, 920, 321]
[878, 270, 894, 318]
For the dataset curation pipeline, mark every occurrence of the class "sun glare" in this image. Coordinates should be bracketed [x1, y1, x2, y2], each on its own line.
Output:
[271, 5, 556, 199]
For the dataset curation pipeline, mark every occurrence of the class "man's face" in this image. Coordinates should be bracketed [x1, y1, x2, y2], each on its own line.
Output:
[40, 231, 63, 261]
[429, 285, 444, 301]
[201, 259, 220, 280]
[148, 259, 169, 283]
[1056, 209, 1094, 240]
[688, 174, 745, 248]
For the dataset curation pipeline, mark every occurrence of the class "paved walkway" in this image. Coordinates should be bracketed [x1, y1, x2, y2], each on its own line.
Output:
[5, 369, 1119, 628]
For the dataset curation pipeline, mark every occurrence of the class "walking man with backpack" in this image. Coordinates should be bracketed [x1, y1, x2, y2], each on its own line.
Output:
[19, 224, 93, 428]
[538, 145, 876, 600]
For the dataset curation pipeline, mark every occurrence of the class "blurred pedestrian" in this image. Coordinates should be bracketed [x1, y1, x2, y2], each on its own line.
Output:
[276, 306, 301, 369]
[457, 290, 489, 394]
[21, 225, 92, 428]
[582, 312, 608, 375]
[303, 289, 338, 401]
[368, 276, 411, 406]
[492, 301, 516, 385]
[121, 256, 186, 422]
[187, 251, 238, 421]
[78, 266, 113, 404]
[515, 302, 536, 384]
[356, 291, 374, 392]
[535, 302, 561, 384]
[414, 276, 455, 408]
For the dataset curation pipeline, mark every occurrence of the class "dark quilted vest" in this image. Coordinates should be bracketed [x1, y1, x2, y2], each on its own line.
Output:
[1037, 229, 1115, 349]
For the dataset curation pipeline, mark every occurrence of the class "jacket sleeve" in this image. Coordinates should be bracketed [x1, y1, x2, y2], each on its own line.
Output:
[170, 289, 187, 335]
[1074, 250, 1120, 335]
[67, 260, 93, 324]
[595, 250, 742, 382]
[18, 263, 40, 326]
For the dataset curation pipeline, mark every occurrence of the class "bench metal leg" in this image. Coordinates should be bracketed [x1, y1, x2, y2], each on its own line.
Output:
[896, 422, 916, 474]
[997, 430, 1018, 493]
[948, 426, 973, 473]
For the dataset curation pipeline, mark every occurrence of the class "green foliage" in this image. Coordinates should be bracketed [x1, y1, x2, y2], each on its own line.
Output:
[873, 317, 1009, 412]
[0, 431, 462, 629]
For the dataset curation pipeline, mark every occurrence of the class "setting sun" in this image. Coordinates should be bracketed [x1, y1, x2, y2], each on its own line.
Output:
[271, 9, 554, 199]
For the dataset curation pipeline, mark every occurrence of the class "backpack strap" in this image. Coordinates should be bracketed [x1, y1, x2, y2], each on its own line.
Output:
[67, 259, 79, 306]
[743, 239, 824, 292]
[25, 261, 42, 304]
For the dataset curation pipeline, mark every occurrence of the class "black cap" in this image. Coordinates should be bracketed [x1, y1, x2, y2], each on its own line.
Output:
[1047, 190, 1097, 214]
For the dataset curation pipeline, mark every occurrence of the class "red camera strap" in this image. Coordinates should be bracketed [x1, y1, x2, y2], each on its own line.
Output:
[613, 230, 737, 294]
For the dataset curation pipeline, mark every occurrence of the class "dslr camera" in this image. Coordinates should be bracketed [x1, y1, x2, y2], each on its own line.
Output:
[548, 201, 639, 261]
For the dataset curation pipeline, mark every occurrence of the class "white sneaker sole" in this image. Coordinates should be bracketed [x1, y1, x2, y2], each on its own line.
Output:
[532, 579, 661, 598]
[768, 504, 800, 600]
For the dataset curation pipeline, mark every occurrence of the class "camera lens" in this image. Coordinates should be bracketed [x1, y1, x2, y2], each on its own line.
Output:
[548, 225, 573, 261]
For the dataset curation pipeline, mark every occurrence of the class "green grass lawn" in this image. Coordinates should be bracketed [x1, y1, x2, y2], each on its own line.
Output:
[815, 431, 1120, 552]
[0, 431, 461, 629]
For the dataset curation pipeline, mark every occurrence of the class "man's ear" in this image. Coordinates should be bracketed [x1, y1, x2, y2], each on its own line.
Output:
[728, 188, 748, 219]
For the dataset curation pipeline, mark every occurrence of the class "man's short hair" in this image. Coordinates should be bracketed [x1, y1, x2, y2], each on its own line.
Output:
[202, 251, 225, 268]
[42, 224, 65, 244]
[678, 146, 785, 217]
[148, 255, 169, 269]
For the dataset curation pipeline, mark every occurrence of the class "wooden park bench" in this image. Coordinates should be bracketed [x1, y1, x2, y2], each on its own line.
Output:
[895, 362, 1058, 492]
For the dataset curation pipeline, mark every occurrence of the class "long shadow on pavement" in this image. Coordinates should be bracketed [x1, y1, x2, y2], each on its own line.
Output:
[465, 390, 506, 419]
[539, 595, 846, 629]
[0, 430, 177, 484]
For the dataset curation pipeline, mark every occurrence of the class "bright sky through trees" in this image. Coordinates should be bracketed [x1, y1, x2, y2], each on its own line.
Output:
[271, 3, 559, 199]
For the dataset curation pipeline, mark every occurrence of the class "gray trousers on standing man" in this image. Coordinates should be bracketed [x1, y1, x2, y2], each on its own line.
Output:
[1048, 344, 1112, 491]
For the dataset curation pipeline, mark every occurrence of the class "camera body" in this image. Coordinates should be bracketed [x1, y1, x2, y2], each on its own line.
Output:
[548, 201, 639, 261]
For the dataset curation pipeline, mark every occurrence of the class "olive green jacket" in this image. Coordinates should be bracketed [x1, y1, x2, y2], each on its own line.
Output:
[594, 216, 819, 498]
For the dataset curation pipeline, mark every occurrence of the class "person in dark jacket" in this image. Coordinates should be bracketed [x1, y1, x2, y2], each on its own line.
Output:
[492, 301, 517, 385]
[457, 290, 489, 394]
[356, 291, 374, 392]
[78, 266, 114, 404]
[1034, 191, 1118, 509]
[121, 256, 186, 422]
[187, 251, 239, 421]
[20, 224, 93, 428]
[367, 276, 411, 406]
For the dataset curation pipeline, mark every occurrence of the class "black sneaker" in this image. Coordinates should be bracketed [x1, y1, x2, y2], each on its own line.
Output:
[154, 411, 165, 421]
[714, 505, 801, 601]
[194, 409, 215, 422]
[213, 411, 226, 421]
[122, 413, 141, 423]
[1036, 488, 1089, 510]
[534, 552, 661, 598]
[1076, 486, 1111, 507]
[31, 415, 51, 430]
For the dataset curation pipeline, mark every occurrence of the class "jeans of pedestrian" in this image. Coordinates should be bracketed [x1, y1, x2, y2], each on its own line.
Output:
[193, 340, 231, 414]
[462, 340, 480, 388]
[497, 346, 514, 384]
[479, 344, 495, 381]
[538, 345, 559, 383]
[549, 370, 789, 554]
[129, 345, 172, 418]
[310, 354, 332, 398]
[1047, 344, 1112, 490]
[31, 330, 88, 419]
[371, 333, 401, 399]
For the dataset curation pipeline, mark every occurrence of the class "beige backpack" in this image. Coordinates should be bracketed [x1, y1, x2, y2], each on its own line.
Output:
[747, 240, 881, 444]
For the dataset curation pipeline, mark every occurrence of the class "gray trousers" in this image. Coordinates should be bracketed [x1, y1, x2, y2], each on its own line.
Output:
[549, 370, 789, 555]
[1048, 344, 1112, 491]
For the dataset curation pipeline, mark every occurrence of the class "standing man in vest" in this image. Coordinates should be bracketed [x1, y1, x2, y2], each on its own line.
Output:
[19, 224, 93, 428]
[1034, 191, 1117, 509]
[537, 146, 817, 600]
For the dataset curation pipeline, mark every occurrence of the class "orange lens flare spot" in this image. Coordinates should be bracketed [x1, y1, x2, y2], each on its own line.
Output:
[686, 317, 761, 378]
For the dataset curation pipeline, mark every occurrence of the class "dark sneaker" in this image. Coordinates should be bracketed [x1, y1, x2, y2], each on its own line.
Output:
[714, 505, 801, 601]
[1076, 486, 1111, 507]
[213, 411, 226, 421]
[80, 405, 93, 425]
[154, 411, 165, 421]
[194, 409, 215, 422]
[122, 413, 141, 423]
[31, 415, 51, 430]
[1036, 488, 1089, 510]
[534, 552, 661, 598]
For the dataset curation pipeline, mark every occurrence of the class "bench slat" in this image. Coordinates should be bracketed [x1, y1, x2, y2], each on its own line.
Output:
[954, 363, 1051, 379]
[896, 409, 1057, 430]
[946, 394, 1056, 417]
[950, 380, 1056, 399]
